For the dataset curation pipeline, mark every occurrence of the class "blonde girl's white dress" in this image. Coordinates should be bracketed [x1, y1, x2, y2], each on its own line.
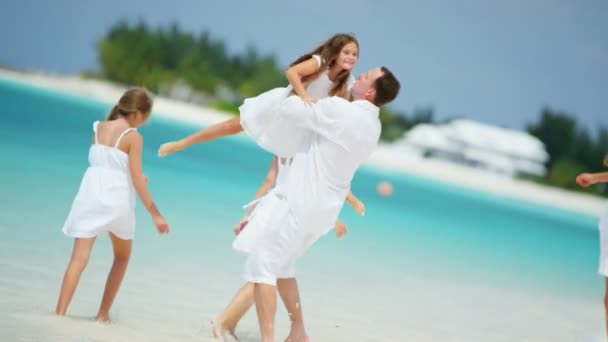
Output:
[239, 54, 355, 158]
[62, 121, 137, 240]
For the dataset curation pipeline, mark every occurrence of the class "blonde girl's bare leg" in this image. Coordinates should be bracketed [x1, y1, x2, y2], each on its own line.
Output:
[95, 232, 132, 323]
[56, 237, 97, 315]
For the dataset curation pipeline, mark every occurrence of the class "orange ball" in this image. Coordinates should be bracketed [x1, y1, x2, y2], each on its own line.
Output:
[377, 181, 393, 197]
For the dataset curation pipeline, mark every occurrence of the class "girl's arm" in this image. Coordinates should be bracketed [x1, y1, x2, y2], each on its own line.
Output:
[285, 57, 322, 104]
[128, 133, 169, 234]
[576, 171, 608, 187]
[345, 191, 365, 216]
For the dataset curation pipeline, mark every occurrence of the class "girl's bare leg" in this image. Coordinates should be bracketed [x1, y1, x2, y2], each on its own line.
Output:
[56, 237, 97, 315]
[95, 233, 132, 323]
[159, 117, 243, 156]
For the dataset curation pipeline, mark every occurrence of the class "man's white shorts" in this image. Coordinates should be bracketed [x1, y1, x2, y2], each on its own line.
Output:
[233, 192, 317, 286]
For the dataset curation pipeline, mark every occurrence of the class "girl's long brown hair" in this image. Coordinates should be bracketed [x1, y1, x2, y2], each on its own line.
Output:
[289, 33, 358, 96]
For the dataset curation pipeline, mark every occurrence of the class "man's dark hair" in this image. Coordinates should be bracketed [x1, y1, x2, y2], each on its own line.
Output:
[373, 67, 400, 106]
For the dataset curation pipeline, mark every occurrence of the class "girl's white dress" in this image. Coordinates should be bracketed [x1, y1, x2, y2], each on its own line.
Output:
[62, 121, 137, 240]
[240, 55, 354, 158]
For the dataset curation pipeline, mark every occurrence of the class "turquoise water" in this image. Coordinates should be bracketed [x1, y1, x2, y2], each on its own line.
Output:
[0, 77, 603, 340]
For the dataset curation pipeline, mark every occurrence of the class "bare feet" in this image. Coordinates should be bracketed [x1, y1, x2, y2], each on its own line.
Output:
[210, 316, 238, 341]
[285, 328, 308, 342]
[285, 324, 310, 342]
[95, 314, 111, 325]
[158, 141, 185, 157]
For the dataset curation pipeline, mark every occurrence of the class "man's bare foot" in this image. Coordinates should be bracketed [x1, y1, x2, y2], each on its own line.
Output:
[284, 330, 308, 342]
[210, 316, 238, 341]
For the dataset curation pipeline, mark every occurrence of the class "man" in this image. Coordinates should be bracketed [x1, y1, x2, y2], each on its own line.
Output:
[233, 66, 400, 341]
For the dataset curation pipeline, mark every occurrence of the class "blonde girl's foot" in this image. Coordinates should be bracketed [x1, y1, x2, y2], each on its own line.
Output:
[95, 315, 111, 325]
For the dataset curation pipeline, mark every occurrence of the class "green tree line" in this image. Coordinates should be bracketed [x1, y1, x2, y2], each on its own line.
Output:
[97, 21, 285, 99]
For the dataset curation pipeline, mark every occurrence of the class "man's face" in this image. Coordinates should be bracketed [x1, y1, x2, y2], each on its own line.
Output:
[351, 67, 383, 101]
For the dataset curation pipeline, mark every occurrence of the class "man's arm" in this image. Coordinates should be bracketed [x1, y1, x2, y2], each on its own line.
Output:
[279, 96, 347, 136]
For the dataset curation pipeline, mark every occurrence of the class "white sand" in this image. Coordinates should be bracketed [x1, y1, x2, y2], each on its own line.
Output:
[0, 244, 603, 342]
[1, 68, 604, 217]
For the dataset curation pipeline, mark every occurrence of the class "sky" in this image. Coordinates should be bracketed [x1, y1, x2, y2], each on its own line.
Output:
[1, 0, 606, 131]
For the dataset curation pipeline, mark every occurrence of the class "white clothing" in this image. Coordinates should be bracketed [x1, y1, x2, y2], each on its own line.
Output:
[239, 54, 355, 158]
[234, 96, 380, 283]
[236, 191, 316, 285]
[241, 156, 294, 210]
[279, 97, 381, 237]
[62, 121, 137, 240]
[237, 157, 304, 285]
